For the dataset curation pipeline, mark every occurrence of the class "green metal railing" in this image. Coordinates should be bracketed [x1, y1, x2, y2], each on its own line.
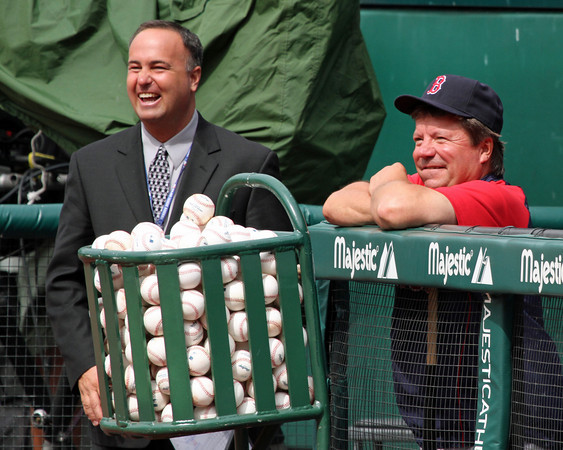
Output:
[308, 221, 563, 449]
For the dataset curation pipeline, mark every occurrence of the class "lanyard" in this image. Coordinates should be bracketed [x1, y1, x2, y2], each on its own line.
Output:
[148, 149, 191, 228]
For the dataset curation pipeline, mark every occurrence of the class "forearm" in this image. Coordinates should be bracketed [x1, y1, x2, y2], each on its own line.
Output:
[371, 180, 456, 229]
[322, 181, 375, 226]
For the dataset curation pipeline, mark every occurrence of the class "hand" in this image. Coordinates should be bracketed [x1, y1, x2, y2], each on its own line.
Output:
[368, 162, 408, 196]
[78, 366, 103, 426]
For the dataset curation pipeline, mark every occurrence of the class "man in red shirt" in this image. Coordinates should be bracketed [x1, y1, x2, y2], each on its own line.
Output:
[323, 74, 529, 230]
[323, 75, 561, 449]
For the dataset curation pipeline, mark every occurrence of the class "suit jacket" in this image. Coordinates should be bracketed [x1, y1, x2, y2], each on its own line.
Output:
[45, 114, 291, 446]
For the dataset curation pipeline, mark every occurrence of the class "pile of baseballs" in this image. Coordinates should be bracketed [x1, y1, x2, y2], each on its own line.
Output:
[94, 193, 314, 422]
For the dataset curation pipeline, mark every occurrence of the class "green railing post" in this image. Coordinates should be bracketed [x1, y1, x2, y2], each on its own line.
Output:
[475, 293, 513, 450]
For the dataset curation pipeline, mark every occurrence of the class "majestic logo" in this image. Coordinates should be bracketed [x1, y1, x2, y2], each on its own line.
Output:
[472, 248, 493, 285]
[427, 242, 493, 285]
[426, 75, 446, 95]
[332, 236, 398, 280]
[475, 293, 493, 450]
[378, 242, 398, 280]
[520, 249, 563, 294]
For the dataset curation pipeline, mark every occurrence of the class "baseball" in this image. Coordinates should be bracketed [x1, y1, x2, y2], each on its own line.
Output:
[262, 274, 279, 305]
[193, 404, 217, 420]
[227, 224, 252, 242]
[260, 252, 277, 276]
[269, 337, 285, 367]
[201, 225, 231, 246]
[155, 366, 170, 395]
[92, 234, 109, 249]
[233, 380, 245, 407]
[112, 265, 125, 290]
[104, 354, 112, 378]
[124, 342, 133, 364]
[178, 262, 202, 290]
[124, 364, 136, 393]
[131, 222, 164, 251]
[253, 229, 277, 254]
[227, 311, 248, 342]
[182, 194, 215, 227]
[150, 363, 160, 379]
[275, 392, 290, 410]
[184, 319, 204, 346]
[127, 395, 139, 421]
[187, 344, 211, 376]
[196, 234, 208, 247]
[220, 257, 239, 284]
[252, 229, 278, 242]
[206, 215, 234, 229]
[273, 362, 288, 390]
[94, 264, 124, 292]
[252, 229, 278, 274]
[140, 274, 160, 305]
[190, 376, 214, 407]
[303, 326, 308, 347]
[146, 336, 167, 366]
[223, 279, 245, 311]
[151, 380, 169, 411]
[176, 232, 202, 249]
[161, 238, 177, 250]
[170, 219, 201, 242]
[265, 306, 282, 337]
[99, 308, 106, 329]
[104, 230, 133, 251]
[180, 289, 205, 321]
[231, 349, 252, 382]
[143, 305, 164, 336]
[237, 397, 256, 415]
[308, 376, 315, 403]
[160, 402, 173, 422]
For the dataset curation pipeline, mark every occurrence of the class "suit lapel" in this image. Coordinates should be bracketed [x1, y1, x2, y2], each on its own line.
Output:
[167, 114, 220, 230]
[114, 124, 154, 225]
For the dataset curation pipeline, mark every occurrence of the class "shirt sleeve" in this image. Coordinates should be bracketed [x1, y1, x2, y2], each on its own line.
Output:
[435, 180, 530, 228]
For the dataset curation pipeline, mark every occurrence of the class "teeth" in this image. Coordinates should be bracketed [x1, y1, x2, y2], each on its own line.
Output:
[139, 93, 158, 99]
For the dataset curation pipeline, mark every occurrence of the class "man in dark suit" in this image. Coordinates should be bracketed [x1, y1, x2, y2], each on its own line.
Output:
[45, 20, 290, 449]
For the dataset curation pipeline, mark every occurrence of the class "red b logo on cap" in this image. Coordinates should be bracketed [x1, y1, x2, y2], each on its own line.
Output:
[427, 75, 446, 95]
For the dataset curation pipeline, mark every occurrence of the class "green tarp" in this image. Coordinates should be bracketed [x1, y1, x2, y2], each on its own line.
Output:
[0, 1, 385, 204]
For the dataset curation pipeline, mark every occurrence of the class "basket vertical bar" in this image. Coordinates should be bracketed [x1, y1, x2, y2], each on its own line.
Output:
[200, 257, 237, 416]
[276, 249, 310, 407]
[157, 262, 194, 420]
[121, 265, 154, 422]
[98, 262, 129, 425]
[239, 252, 276, 412]
[84, 261, 112, 419]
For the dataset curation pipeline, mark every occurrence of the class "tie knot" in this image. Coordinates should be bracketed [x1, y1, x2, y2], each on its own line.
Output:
[156, 144, 168, 159]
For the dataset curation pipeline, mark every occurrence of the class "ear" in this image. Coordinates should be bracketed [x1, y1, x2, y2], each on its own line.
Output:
[479, 137, 494, 164]
[189, 66, 202, 92]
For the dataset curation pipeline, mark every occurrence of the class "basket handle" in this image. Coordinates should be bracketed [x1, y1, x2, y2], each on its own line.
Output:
[215, 173, 308, 235]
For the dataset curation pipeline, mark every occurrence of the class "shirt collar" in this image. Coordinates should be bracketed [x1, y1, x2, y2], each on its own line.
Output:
[141, 111, 199, 169]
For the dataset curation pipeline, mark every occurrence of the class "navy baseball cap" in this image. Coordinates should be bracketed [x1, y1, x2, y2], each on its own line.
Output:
[394, 74, 503, 134]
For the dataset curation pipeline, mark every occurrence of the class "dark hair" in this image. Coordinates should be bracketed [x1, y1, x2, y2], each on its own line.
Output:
[129, 20, 203, 71]
[411, 105, 505, 178]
